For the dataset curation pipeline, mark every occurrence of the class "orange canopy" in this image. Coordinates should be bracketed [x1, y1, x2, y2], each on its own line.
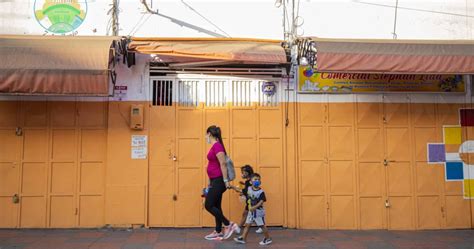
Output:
[0, 35, 117, 95]
[312, 38, 474, 74]
[128, 37, 287, 64]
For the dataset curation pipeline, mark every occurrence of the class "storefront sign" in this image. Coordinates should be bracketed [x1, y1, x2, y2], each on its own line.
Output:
[262, 82, 277, 96]
[299, 66, 465, 93]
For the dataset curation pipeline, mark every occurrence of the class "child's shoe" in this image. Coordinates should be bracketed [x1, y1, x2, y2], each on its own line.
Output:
[234, 236, 246, 244]
[259, 238, 273, 245]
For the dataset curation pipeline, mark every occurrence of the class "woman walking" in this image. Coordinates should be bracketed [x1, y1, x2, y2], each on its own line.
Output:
[204, 125, 238, 241]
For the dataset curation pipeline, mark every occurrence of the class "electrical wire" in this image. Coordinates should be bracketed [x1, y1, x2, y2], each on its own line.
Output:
[128, 12, 147, 36]
[180, 0, 231, 37]
[131, 14, 152, 36]
[354, 0, 474, 18]
[392, 0, 399, 39]
[296, 0, 300, 20]
[128, 13, 146, 35]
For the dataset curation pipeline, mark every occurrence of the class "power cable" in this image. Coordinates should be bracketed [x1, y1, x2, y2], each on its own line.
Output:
[353, 0, 474, 18]
[128, 12, 146, 36]
[131, 14, 152, 36]
[140, 0, 226, 37]
[392, 0, 399, 39]
[180, 0, 231, 37]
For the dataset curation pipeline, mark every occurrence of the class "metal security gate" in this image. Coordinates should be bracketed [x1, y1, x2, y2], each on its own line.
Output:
[0, 100, 107, 228]
[297, 94, 473, 230]
[148, 76, 285, 227]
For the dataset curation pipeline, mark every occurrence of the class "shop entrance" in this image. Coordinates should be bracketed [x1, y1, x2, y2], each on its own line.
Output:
[148, 76, 285, 227]
[297, 94, 473, 229]
[0, 100, 107, 228]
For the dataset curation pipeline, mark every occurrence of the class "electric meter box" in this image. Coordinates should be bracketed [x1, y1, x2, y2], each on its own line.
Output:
[130, 104, 144, 130]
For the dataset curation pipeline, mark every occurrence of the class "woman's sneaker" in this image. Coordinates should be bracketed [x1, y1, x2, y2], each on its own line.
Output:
[259, 238, 273, 245]
[256, 227, 263, 234]
[223, 222, 238, 239]
[204, 231, 223, 240]
[234, 236, 246, 244]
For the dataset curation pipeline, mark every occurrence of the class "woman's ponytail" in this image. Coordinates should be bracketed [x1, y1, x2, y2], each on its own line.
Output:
[216, 127, 226, 155]
[207, 125, 227, 154]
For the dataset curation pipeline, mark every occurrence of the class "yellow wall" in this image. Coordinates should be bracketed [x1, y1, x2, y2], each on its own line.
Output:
[1, 100, 473, 229]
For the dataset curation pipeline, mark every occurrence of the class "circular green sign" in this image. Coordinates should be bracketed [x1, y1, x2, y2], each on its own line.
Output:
[34, 0, 88, 34]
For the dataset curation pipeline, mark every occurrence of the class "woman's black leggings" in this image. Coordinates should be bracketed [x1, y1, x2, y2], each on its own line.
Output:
[205, 177, 230, 233]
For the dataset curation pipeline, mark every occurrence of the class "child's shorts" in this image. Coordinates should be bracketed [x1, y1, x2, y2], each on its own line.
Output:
[245, 209, 265, 226]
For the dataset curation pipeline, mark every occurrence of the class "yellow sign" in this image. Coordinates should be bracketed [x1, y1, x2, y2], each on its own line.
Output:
[299, 67, 465, 93]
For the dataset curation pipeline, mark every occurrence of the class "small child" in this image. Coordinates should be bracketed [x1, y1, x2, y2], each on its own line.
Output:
[234, 173, 272, 245]
[230, 165, 253, 233]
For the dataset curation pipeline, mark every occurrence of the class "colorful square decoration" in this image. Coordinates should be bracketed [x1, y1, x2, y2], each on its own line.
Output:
[427, 144, 445, 163]
[426, 109, 474, 199]
[443, 126, 462, 145]
[445, 162, 463, 180]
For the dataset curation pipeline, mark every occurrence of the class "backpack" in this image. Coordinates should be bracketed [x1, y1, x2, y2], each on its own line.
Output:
[225, 155, 236, 181]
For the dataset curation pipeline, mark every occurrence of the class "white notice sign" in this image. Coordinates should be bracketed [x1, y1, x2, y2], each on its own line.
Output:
[131, 146, 147, 159]
[131, 135, 148, 159]
[131, 135, 147, 147]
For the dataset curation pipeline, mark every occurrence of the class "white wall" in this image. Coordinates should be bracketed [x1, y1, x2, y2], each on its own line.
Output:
[1, 0, 472, 39]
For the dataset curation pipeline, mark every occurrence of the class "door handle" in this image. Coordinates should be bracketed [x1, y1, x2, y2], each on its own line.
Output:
[383, 159, 396, 166]
[172, 155, 177, 161]
[172, 194, 177, 201]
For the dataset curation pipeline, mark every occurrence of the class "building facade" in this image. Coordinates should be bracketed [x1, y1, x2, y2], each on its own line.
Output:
[0, 0, 473, 229]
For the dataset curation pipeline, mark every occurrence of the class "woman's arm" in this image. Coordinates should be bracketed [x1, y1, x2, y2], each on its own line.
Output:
[216, 152, 230, 188]
[231, 185, 242, 193]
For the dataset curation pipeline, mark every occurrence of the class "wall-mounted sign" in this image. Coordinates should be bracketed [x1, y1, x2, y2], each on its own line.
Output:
[131, 135, 147, 159]
[299, 66, 465, 93]
[131, 135, 147, 147]
[114, 85, 128, 101]
[131, 146, 147, 159]
[262, 81, 277, 96]
[34, 0, 88, 34]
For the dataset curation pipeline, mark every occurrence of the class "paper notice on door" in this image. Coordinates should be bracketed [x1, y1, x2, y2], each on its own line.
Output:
[131, 135, 147, 147]
[131, 135, 148, 159]
[131, 146, 147, 159]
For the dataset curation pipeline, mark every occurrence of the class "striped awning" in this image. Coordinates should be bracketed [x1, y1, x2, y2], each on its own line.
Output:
[0, 35, 117, 95]
[128, 37, 287, 65]
[312, 38, 474, 74]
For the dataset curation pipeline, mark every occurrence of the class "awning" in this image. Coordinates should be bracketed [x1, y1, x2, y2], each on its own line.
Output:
[128, 37, 287, 65]
[312, 38, 474, 74]
[0, 35, 117, 95]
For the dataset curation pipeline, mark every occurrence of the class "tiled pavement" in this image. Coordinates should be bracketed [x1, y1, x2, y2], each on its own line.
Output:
[1, 228, 474, 249]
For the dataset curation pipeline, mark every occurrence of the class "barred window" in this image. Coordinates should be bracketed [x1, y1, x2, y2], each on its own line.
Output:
[205, 81, 226, 107]
[152, 80, 172, 106]
[178, 80, 199, 107]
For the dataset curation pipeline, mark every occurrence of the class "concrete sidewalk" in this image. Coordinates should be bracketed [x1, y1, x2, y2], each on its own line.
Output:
[1, 228, 473, 249]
